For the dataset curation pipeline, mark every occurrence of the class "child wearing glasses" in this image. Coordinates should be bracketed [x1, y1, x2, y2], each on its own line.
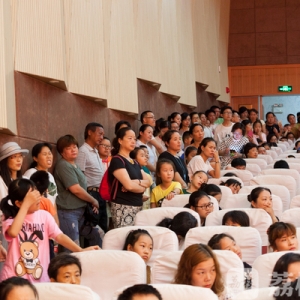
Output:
[185, 190, 213, 226]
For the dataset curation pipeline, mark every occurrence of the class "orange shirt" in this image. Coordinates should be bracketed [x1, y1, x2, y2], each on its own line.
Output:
[40, 196, 56, 216]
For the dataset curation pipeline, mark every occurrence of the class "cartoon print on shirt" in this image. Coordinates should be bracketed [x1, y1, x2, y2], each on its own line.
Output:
[15, 229, 44, 280]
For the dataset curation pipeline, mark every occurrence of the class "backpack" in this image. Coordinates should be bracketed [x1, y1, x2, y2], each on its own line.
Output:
[99, 155, 125, 201]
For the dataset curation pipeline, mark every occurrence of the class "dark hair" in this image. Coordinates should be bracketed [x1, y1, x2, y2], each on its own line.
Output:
[189, 123, 204, 135]
[117, 284, 162, 300]
[222, 210, 250, 227]
[190, 112, 199, 121]
[168, 112, 180, 122]
[138, 124, 153, 139]
[182, 131, 192, 142]
[287, 114, 295, 122]
[211, 105, 220, 111]
[0, 179, 36, 219]
[274, 278, 300, 300]
[262, 142, 271, 148]
[287, 132, 295, 139]
[84, 122, 103, 140]
[197, 137, 216, 155]
[222, 172, 238, 177]
[208, 233, 235, 250]
[249, 108, 258, 115]
[247, 187, 271, 203]
[140, 110, 153, 124]
[129, 147, 145, 160]
[267, 222, 296, 251]
[56, 134, 78, 155]
[157, 211, 197, 237]
[267, 133, 278, 144]
[0, 157, 22, 188]
[295, 140, 300, 149]
[205, 109, 216, 118]
[270, 253, 300, 287]
[180, 112, 190, 129]
[220, 179, 242, 189]
[155, 159, 176, 185]
[274, 160, 289, 169]
[158, 120, 170, 131]
[0, 277, 39, 300]
[231, 158, 246, 168]
[123, 229, 153, 250]
[221, 106, 233, 114]
[243, 143, 257, 157]
[231, 122, 245, 135]
[162, 130, 179, 145]
[186, 190, 210, 209]
[29, 142, 53, 168]
[185, 146, 197, 157]
[266, 111, 275, 119]
[238, 106, 248, 115]
[200, 183, 222, 198]
[111, 127, 134, 156]
[30, 170, 49, 195]
[241, 119, 251, 128]
[114, 120, 131, 135]
[47, 253, 82, 281]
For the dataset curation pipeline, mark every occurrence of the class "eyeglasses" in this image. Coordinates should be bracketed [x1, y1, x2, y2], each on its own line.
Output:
[99, 144, 111, 149]
[145, 116, 155, 119]
[195, 202, 214, 210]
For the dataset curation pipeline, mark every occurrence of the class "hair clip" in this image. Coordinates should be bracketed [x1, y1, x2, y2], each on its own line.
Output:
[8, 199, 13, 206]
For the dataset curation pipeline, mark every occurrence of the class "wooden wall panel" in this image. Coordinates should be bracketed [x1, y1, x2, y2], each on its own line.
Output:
[176, 0, 197, 107]
[134, 0, 161, 85]
[0, 0, 16, 134]
[105, 0, 138, 113]
[14, 0, 66, 82]
[158, 0, 181, 97]
[63, 0, 107, 99]
[229, 65, 300, 97]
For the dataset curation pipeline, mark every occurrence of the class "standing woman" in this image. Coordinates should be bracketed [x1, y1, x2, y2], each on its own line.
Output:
[23, 142, 57, 204]
[199, 112, 213, 138]
[54, 135, 101, 252]
[108, 128, 151, 228]
[179, 112, 191, 135]
[189, 123, 205, 149]
[168, 112, 181, 127]
[187, 138, 220, 179]
[159, 130, 189, 189]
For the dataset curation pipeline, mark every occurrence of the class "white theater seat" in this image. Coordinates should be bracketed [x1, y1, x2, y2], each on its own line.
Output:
[220, 193, 283, 219]
[271, 146, 283, 155]
[233, 287, 278, 300]
[244, 158, 267, 170]
[278, 153, 300, 158]
[250, 175, 295, 204]
[218, 185, 233, 203]
[208, 176, 244, 187]
[274, 158, 300, 164]
[280, 208, 300, 228]
[252, 251, 300, 288]
[260, 168, 300, 195]
[151, 249, 244, 294]
[102, 226, 178, 251]
[257, 154, 273, 164]
[35, 283, 100, 300]
[240, 185, 290, 214]
[220, 169, 253, 186]
[277, 143, 287, 152]
[205, 208, 272, 246]
[134, 207, 200, 227]
[184, 226, 261, 265]
[288, 162, 300, 173]
[266, 149, 278, 159]
[72, 250, 146, 300]
[290, 195, 300, 208]
[246, 163, 261, 176]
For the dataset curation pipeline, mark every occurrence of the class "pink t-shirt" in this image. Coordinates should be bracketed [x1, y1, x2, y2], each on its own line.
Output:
[0, 210, 62, 283]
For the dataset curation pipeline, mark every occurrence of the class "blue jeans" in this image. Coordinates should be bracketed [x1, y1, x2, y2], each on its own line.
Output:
[57, 207, 101, 253]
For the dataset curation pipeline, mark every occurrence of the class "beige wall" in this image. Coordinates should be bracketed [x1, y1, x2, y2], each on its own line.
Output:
[0, 0, 230, 135]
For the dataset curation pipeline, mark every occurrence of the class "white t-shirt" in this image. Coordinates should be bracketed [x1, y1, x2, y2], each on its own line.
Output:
[187, 155, 213, 179]
[214, 123, 234, 146]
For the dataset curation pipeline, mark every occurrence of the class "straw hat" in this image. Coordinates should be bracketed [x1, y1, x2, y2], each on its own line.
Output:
[0, 142, 29, 162]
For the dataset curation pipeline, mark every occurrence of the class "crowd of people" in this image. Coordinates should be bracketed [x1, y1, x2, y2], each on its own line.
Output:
[0, 105, 300, 299]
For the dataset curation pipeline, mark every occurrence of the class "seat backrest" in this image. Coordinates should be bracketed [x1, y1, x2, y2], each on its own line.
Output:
[271, 146, 283, 155]
[72, 250, 146, 300]
[240, 184, 290, 214]
[151, 249, 244, 291]
[161, 194, 219, 212]
[218, 185, 233, 203]
[232, 287, 278, 300]
[220, 193, 283, 218]
[280, 208, 300, 228]
[205, 208, 272, 246]
[290, 195, 300, 208]
[220, 169, 253, 186]
[244, 158, 267, 170]
[277, 143, 287, 152]
[102, 225, 178, 251]
[261, 168, 300, 196]
[274, 158, 300, 164]
[184, 226, 262, 265]
[246, 163, 262, 176]
[252, 251, 300, 288]
[208, 176, 244, 186]
[35, 283, 100, 300]
[257, 154, 273, 165]
[266, 150, 278, 159]
[250, 174, 295, 200]
[288, 162, 300, 174]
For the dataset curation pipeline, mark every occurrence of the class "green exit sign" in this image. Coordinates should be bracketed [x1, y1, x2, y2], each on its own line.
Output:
[278, 85, 292, 92]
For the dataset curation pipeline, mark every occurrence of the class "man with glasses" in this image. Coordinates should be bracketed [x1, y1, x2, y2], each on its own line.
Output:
[140, 111, 164, 154]
[214, 106, 234, 147]
[76, 122, 107, 232]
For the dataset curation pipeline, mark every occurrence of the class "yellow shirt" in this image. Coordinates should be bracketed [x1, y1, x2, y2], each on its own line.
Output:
[150, 181, 182, 206]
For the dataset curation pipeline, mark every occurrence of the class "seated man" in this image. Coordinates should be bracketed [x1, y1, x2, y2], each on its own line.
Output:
[118, 284, 162, 300]
[48, 253, 81, 284]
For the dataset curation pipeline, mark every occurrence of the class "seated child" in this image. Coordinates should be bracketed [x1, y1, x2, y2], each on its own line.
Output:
[222, 210, 250, 227]
[183, 170, 208, 194]
[273, 160, 289, 169]
[118, 284, 162, 300]
[184, 146, 197, 165]
[200, 184, 222, 205]
[220, 178, 242, 194]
